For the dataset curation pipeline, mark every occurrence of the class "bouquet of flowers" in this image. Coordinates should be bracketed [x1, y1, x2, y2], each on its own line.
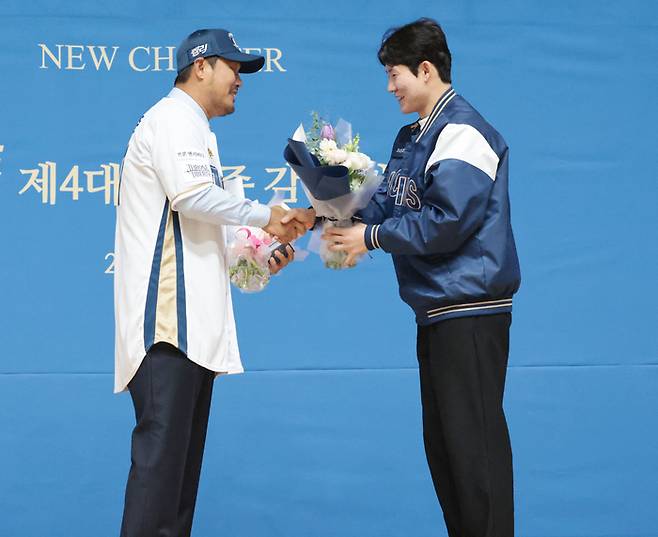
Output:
[284, 114, 383, 269]
[227, 227, 276, 293]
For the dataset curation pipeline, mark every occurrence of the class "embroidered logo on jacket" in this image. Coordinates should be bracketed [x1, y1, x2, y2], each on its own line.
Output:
[387, 170, 421, 210]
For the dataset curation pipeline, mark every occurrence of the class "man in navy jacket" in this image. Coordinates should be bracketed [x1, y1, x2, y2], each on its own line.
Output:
[325, 18, 521, 537]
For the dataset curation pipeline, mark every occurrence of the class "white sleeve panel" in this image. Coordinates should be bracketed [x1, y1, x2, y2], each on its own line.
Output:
[424, 123, 500, 181]
[150, 108, 271, 228]
[174, 184, 271, 228]
[151, 111, 215, 201]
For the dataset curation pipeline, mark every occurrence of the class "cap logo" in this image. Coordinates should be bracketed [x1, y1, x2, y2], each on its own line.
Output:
[190, 44, 208, 58]
[227, 32, 241, 51]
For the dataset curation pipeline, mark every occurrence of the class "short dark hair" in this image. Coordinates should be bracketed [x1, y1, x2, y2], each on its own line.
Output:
[174, 55, 220, 86]
[378, 18, 451, 83]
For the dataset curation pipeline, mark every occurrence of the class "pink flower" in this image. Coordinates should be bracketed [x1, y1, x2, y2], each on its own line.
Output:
[248, 234, 264, 249]
[320, 124, 335, 141]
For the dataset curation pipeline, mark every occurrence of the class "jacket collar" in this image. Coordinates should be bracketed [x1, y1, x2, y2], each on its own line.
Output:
[415, 87, 456, 143]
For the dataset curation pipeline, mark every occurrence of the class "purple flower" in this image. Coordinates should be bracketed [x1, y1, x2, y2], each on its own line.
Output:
[320, 124, 335, 141]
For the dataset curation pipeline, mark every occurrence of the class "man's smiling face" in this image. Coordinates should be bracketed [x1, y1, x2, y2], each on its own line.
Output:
[385, 64, 427, 115]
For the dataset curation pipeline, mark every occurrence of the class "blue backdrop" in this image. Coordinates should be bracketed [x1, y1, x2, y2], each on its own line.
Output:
[1, 1, 657, 536]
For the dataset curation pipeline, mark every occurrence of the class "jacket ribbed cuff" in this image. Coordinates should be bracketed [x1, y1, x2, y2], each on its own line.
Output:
[364, 224, 382, 251]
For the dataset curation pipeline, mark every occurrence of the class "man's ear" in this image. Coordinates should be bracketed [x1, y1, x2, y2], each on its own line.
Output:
[420, 60, 433, 81]
[193, 58, 207, 80]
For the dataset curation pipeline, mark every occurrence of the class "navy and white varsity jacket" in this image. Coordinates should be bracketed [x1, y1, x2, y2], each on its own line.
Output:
[359, 88, 521, 325]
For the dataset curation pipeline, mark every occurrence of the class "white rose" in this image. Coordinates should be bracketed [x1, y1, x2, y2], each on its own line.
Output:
[325, 148, 347, 166]
[323, 150, 338, 165]
[345, 151, 371, 171]
[319, 138, 338, 158]
[333, 149, 348, 164]
[353, 152, 372, 170]
[342, 152, 356, 169]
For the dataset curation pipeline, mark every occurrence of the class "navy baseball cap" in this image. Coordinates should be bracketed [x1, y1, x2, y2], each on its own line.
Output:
[176, 29, 265, 74]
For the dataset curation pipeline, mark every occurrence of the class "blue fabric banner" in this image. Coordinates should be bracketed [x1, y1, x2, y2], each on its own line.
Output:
[1, 1, 656, 536]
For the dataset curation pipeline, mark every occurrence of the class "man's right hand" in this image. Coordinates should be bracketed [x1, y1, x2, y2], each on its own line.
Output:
[263, 205, 306, 243]
[281, 207, 316, 231]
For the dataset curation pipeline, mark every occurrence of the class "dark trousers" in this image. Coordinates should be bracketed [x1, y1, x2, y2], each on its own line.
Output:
[120, 342, 215, 537]
[417, 314, 514, 537]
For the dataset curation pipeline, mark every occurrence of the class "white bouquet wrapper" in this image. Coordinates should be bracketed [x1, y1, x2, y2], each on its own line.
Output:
[316, 219, 354, 269]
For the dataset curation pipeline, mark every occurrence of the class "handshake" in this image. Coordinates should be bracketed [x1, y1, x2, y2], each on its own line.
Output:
[261, 206, 369, 271]
[232, 204, 369, 280]
[262, 206, 316, 244]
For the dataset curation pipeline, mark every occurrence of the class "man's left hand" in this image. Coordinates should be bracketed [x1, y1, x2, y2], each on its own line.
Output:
[268, 244, 295, 275]
[322, 223, 368, 267]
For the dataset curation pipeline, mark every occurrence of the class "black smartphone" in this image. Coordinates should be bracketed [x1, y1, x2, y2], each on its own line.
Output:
[269, 243, 295, 265]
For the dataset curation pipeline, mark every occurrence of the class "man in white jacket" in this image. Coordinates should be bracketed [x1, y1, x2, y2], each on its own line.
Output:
[114, 28, 309, 537]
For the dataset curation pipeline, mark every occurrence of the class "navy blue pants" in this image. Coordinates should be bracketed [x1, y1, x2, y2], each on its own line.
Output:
[417, 314, 514, 537]
[120, 342, 215, 537]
